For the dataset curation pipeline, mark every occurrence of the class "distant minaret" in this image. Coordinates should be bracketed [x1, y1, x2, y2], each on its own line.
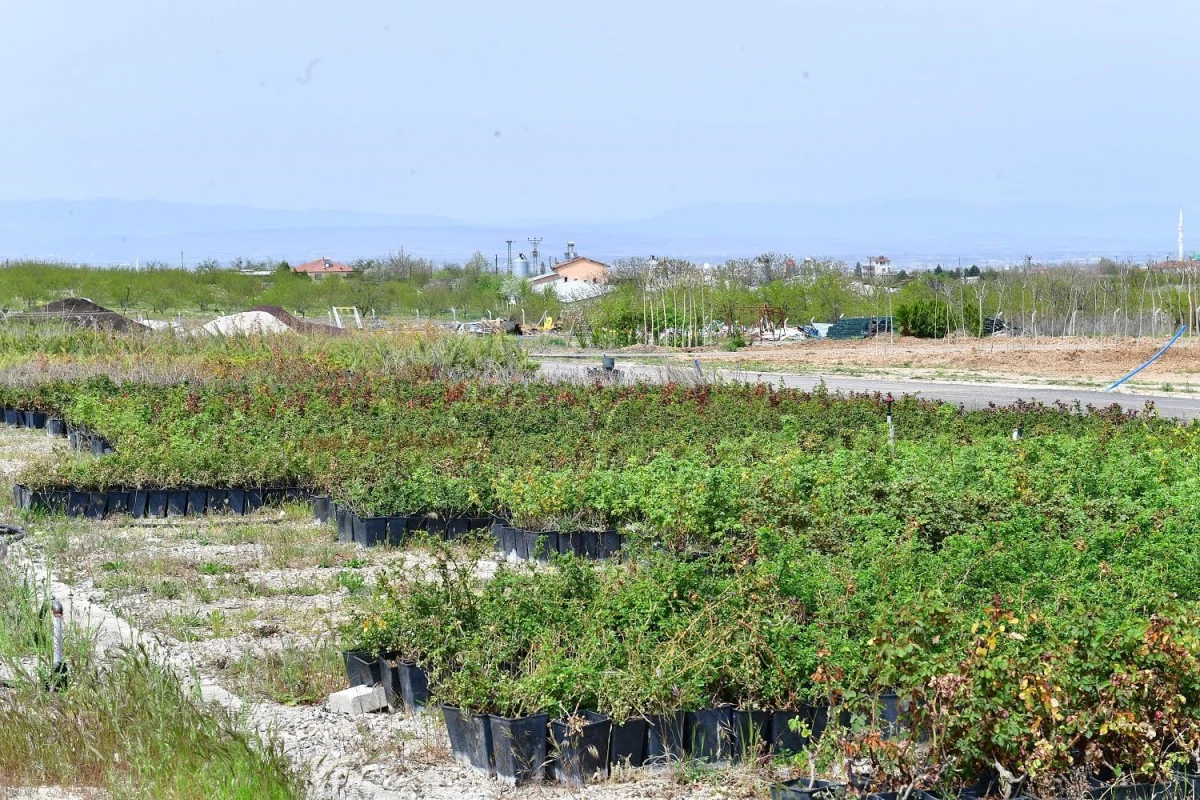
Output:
[1180, 209, 1185, 262]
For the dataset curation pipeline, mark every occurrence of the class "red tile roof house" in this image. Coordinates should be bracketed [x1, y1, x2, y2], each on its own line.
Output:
[292, 257, 356, 280]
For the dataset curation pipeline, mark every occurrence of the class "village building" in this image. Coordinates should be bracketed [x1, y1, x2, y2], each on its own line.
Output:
[528, 242, 611, 302]
[292, 257, 355, 280]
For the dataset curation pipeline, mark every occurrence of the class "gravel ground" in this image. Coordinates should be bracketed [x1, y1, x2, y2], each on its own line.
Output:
[690, 335, 1200, 389]
[0, 427, 775, 800]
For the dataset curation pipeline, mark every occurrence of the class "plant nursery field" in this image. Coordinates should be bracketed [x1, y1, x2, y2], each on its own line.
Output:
[2, 328, 1200, 800]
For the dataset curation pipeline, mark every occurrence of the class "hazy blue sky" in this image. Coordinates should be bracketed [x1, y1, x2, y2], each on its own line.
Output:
[2, 0, 1197, 224]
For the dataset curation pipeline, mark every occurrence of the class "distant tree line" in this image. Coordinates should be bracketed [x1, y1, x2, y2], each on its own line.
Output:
[1, 252, 1196, 342]
[0, 252, 558, 323]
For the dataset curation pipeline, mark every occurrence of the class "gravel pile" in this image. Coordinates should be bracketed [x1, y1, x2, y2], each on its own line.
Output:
[200, 310, 293, 336]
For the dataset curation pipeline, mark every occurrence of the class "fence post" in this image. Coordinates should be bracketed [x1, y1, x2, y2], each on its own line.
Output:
[51, 598, 63, 671]
[885, 392, 895, 447]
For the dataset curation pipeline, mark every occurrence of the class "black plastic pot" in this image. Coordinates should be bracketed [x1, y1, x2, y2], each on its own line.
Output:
[245, 488, 263, 513]
[25, 411, 47, 429]
[732, 708, 771, 761]
[108, 491, 130, 515]
[644, 711, 685, 766]
[1173, 772, 1200, 800]
[424, 517, 448, 538]
[600, 531, 622, 559]
[489, 712, 548, 787]
[167, 491, 187, 517]
[227, 489, 245, 516]
[581, 530, 601, 559]
[512, 528, 531, 561]
[772, 703, 829, 755]
[442, 706, 494, 776]
[12, 484, 28, 510]
[186, 490, 207, 517]
[385, 516, 408, 546]
[398, 661, 429, 710]
[364, 517, 389, 546]
[263, 488, 285, 507]
[378, 656, 403, 708]
[49, 490, 68, 513]
[348, 652, 381, 687]
[957, 770, 1000, 799]
[351, 513, 385, 547]
[30, 489, 50, 512]
[446, 516, 481, 539]
[131, 490, 149, 519]
[311, 496, 330, 524]
[770, 778, 842, 800]
[504, 526, 522, 559]
[47, 418, 66, 437]
[557, 531, 578, 557]
[875, 690, 905, 739]
[335, 507, 352, 543]
[90, 437, 106, 456]
[285, 487, 308, 503]
[148, 491, 168, 518]
[207, 490, 230, 515]
[499, 527, 518, 561]
[342, 650, 368, 687]
[490, 521, 506, 552]
[4, 409, 21, 426]
[609, 716, 648, 768]
[66, 490, 89, 517]
[528, 531, 558, 563]
[550, 711, 610, 787]
[867, 792, 940, 800]
[1086, 784, 1174, 800]
[685, 706, 735, 763]
[85, 492, 108, 519]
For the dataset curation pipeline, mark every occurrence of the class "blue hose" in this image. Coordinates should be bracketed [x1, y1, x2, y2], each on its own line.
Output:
[1105, 324, 1187, 391]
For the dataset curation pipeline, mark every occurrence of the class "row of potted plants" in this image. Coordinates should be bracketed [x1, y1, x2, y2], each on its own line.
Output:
[337, 538, 1200, 796]
[2, 406, 52, 431]
[12, 483, 310, 518]
[2, 403, 114, 453]
[337, 639, 852, 788]
[312, 496, 628, 562]
[6, 370, 1181, 560]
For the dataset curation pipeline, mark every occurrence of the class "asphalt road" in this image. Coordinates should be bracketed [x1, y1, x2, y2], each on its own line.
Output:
[537, 359, 1200, 421]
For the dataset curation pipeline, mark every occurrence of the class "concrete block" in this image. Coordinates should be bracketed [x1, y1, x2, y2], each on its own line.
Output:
[330, 685, 388, 716]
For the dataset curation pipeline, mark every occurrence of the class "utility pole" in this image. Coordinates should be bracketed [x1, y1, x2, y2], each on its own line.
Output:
[528, 238, 543, 275]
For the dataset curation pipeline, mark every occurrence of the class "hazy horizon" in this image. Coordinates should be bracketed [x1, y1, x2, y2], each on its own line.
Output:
[0, 197, 1193, 268]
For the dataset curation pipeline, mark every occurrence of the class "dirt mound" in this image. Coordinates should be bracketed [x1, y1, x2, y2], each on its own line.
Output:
[247, 305, 344, 335]
[28, 298, 146, 332]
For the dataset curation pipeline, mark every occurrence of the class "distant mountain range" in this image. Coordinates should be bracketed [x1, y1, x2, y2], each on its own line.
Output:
[0, 199, 1190, 268]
